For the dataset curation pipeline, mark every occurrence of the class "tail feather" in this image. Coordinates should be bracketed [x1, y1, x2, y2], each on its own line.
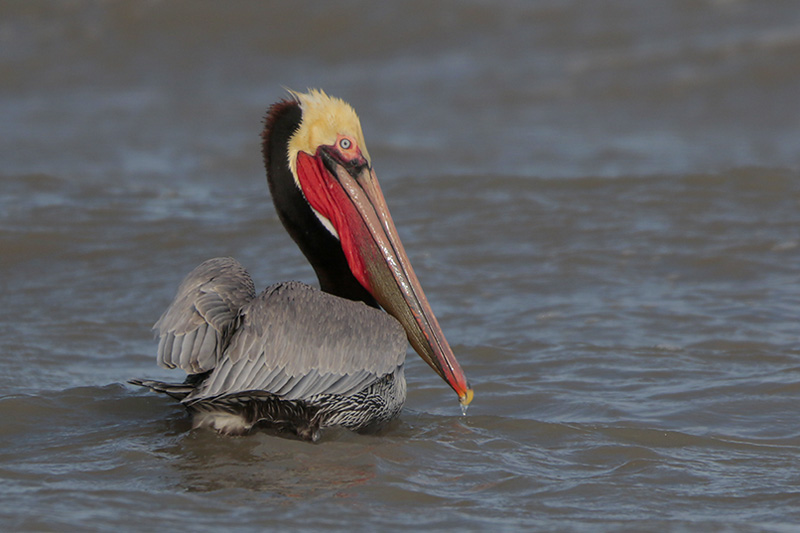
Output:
[128, 378, 196, 401]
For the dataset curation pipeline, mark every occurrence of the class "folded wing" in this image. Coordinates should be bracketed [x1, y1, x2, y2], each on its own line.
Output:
[186, 281, 407, 403]
[154, 257, 256, 374]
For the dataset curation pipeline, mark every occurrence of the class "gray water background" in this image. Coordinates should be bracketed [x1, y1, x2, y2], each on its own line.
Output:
[2, 1, 800, 531]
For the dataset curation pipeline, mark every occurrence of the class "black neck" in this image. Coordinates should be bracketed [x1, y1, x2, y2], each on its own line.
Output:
[261, 99, 379, 308]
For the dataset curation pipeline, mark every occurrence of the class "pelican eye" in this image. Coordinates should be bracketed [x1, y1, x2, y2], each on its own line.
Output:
[339, 138, 352, 150]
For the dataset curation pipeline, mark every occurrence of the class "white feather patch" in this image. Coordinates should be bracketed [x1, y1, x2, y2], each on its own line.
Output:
[192, 411, 252, 435]
[310, 205, 340, 240]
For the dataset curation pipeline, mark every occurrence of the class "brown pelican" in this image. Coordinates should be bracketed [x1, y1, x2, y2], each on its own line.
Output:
[130, 89, 472, 441]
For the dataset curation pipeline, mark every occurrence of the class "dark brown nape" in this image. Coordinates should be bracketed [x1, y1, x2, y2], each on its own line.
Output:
[261, 98, 379, 308]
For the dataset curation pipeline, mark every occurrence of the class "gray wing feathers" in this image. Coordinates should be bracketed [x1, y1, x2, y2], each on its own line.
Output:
[155, 257, 256, 374]
[189, 281, 406, 402]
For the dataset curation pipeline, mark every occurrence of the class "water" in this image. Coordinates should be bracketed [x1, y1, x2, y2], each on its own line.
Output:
[2, 1, 800, 530]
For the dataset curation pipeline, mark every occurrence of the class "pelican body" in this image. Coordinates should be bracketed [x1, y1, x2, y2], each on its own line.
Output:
[131, 90, 472, 441]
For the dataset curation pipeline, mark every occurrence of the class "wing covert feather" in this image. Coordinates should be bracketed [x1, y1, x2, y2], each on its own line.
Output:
[190, 281, 406, 401]
[155, 257, 256, 374]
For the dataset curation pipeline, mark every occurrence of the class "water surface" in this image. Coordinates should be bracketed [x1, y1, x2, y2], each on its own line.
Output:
[2, 1, 800, 531]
